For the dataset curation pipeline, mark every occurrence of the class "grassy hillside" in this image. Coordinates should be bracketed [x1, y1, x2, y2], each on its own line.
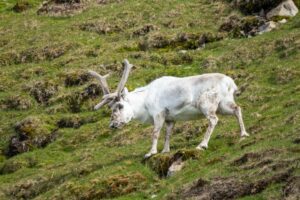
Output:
[0, 0, 299, 199]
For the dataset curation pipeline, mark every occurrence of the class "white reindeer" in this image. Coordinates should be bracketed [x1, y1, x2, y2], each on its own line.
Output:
[89, 59, 249, 158]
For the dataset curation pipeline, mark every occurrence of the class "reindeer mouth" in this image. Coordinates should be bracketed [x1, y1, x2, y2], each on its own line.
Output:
[109, 122, 125, 129]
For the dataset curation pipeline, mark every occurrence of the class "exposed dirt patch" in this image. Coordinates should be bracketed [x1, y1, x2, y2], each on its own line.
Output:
[293, 138, 300, 144]
[57, 115, 97, 128]
[0, 95, 32, 110]
[173, 170, 293, 200]
[282, 176, 300, 200]
[138, 32, 170, 50]
[79, 20, 122, 35]
[81, 83, 102, 99]
[240, 158, 274, 170]
[97, 0, 123, 5]
[64, 70, 90, 87]
[37, 0, 85, 17]
[219, 15, 266, 38]
[132, 24, 158, 37]
[64, 83, 102, 113]
[5, 116, 57, 157]
[29, 80, 58, 105]
[230, 0, 284, 15]
[257, 158, 300, 176]
[232, 149, 282, 166]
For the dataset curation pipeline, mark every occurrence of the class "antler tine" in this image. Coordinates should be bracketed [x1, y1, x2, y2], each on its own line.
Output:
[116, 59, 133, 97]
[88, 70, 110, 95]
[94, 98, 112, 110]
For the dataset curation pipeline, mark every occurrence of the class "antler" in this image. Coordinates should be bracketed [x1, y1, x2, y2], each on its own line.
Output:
[88, 70, 110, 95]
[88, 59, 133, 110]
[116, 59, 133, 97]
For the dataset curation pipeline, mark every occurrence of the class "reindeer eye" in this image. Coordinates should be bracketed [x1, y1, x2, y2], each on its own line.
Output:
[118, 104, 124, 110]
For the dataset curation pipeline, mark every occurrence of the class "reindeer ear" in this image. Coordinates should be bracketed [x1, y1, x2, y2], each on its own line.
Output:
[121, 87, 129, 99]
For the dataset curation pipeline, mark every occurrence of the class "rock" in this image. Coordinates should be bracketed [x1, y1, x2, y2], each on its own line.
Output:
[279, 18, 288, 23]
[266, 0, 299, 20]
[258, 21, 277, 34]
[167, 158, 185, 177]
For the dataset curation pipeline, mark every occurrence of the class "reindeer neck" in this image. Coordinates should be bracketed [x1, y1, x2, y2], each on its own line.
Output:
[126, 88, 150, 123]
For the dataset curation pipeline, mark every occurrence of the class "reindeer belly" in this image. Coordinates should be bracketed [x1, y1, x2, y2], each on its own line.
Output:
[167, 105, 203, 121]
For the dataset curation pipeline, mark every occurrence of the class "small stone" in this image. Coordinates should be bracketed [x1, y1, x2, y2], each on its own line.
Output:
[279, 18, 288, 23]
[258, 21, 277, 34]
[167, 158, 185, 177]
[179, 50, 187, 54]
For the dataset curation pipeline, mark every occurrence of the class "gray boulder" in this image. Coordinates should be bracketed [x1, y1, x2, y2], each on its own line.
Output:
[267, 0, 299, 19]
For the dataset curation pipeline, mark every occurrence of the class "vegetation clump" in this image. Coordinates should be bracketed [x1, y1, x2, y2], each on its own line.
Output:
[79, 21, 122, 35]
[0, 157, 37, 174]
[0, 95, 32, 110]
[29, 80, 58, 104]
[64, 70, 90, 87]
[65, 173, 146, 199]
[57, 115, 97, 128]
[229, 0, 284, 14]
[12, 0, 31, 12]
[0, 44, 71, 66]
[176, 170, 293, 200]
[145, 149, 201, 177]
[219, 15, 266, 38]
[132, 24, 158, 37]
[37, 0, 84, 16]
[6, 116, 56, 157]
[66, 91, 84, 113]
[139, 32, 224, 51]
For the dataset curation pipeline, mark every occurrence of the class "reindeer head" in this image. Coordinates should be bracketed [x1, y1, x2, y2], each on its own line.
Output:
[88, 59, 134, 129]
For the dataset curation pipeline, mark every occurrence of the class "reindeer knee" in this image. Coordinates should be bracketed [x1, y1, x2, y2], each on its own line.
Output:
[209, 115, 218, 126]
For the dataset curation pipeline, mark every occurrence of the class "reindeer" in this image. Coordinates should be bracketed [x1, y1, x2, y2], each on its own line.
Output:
[89, 59, 249, 158]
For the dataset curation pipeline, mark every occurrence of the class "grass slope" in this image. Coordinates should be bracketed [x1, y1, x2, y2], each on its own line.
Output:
[0, 0, 299, 199]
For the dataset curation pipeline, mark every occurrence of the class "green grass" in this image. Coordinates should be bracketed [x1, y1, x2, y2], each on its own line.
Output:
[0, 0, 300, 199]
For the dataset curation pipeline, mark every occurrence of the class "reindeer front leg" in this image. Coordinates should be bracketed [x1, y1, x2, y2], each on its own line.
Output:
[145, 113, 165, 158]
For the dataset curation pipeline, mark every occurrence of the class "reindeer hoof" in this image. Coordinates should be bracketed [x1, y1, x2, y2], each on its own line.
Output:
[144, 152, 156, 159]
[161, 149, 170, 154]
[241, 132, 250, 138]
[196, 146, 207, 151]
